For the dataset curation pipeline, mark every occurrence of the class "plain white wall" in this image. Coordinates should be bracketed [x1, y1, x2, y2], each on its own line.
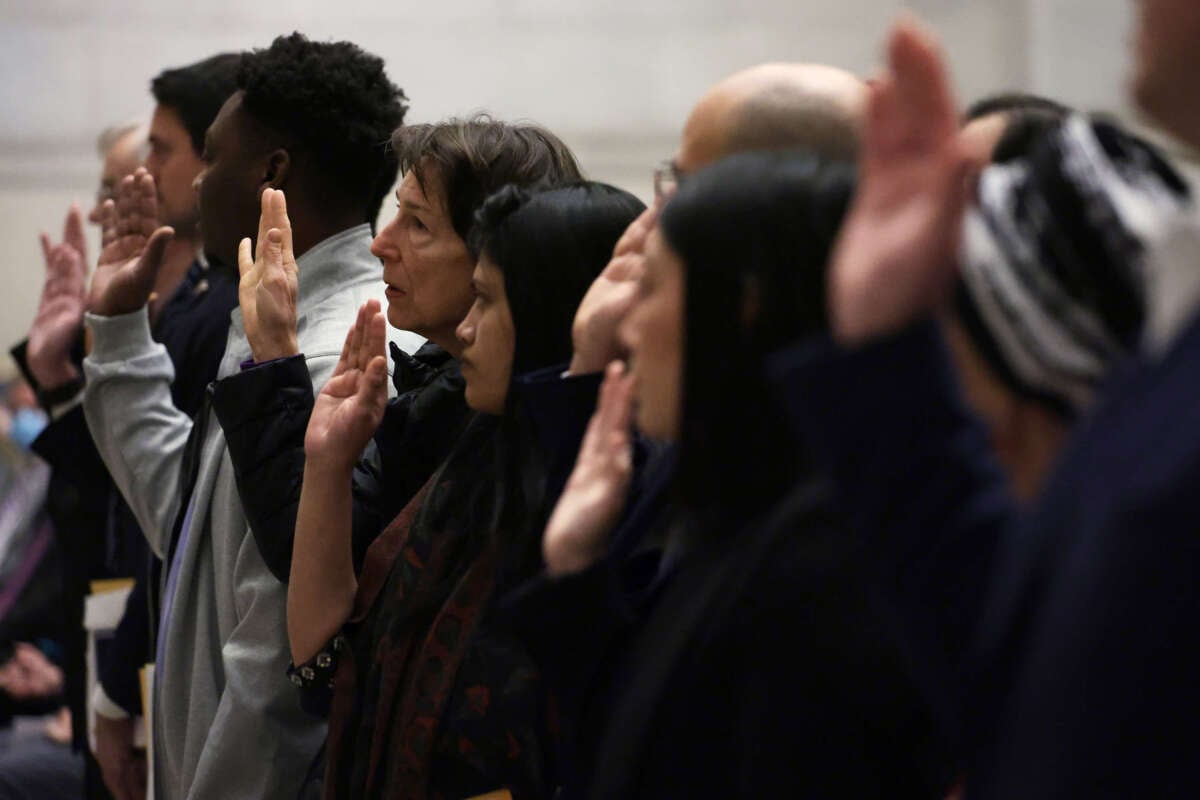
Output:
[0, 0, 1134, 353]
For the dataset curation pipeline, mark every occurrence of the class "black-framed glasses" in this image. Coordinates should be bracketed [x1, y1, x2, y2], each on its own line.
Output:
[653, 159, 681, 204]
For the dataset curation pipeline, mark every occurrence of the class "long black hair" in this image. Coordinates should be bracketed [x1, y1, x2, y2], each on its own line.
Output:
[429, 181, 645, 582]
[658, 151, 854, 530]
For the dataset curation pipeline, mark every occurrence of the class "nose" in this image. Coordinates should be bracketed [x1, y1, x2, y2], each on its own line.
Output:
[455, 313, 475, 347]
[372, 218, 401, 262]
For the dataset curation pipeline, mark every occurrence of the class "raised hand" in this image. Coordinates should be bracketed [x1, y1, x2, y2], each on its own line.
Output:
[543, 360, 635, 576]
[88, 167, 175, 318]
[568, 206, 657, 375]
[238, 189, 299, 361]
[827, 17, 971, 344]
[27, 206, 90, 388]
[304, 300, 389, 473]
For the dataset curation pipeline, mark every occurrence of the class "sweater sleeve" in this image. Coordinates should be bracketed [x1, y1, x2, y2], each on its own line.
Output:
[183, 524, 326, 800]
[82, 309, 190, 558]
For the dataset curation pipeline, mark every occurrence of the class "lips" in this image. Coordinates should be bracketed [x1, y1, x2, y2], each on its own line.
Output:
[384, 285, 406, 299]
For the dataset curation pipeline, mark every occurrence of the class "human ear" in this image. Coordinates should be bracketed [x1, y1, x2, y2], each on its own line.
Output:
[262, 149, 291, 190]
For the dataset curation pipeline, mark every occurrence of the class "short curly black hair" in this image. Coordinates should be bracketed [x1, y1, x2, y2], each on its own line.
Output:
[237, 32, 409, 223]
[151, 52, 243, 155]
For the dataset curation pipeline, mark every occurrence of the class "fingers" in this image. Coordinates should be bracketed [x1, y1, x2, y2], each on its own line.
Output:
[50, 245, 86, 296]
[271, 190, 296, 266]
[116, 174, 138, 239]
[865, 75, 901, 160]
[609, 362, 635, 436]
[358, 300, 385, 371]
[40, 233, 52, 265]
[888, 17, 957, 144]
[64, 203, 87, 259]
[346, 302, 368, 372]
[265, 227, 284, 269]
[133, 227, 175, 288]
[237, 237, 254, 279]
[255, 189, 272, 262]
[332, 317, 359, 378]
[100, 200, 118, 249]
[361, 354, 389, 408]
[136, 170, 158, 236]
[612, 206, 656, 259]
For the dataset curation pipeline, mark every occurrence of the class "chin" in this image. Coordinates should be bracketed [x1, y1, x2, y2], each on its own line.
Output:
[385, 305, 411, 333]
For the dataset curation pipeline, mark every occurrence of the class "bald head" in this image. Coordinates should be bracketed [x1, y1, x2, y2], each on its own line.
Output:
[676, 63, 867, 173]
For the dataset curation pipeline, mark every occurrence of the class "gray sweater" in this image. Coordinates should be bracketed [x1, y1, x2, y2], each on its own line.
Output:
[83, 225, 390, 799]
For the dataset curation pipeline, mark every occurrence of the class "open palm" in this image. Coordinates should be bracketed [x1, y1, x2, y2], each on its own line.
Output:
[238, 188, 299, 361]
[88, 168, 174, 318]
[543, 361, 635, 575]
[828, 19, 970, 344]
[27, 205, 89, 387]
[305, 300, 389, 472]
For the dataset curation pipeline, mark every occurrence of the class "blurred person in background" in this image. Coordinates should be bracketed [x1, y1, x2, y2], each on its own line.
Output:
[0, 373, 77, 800]
[11, 51, 244, 800]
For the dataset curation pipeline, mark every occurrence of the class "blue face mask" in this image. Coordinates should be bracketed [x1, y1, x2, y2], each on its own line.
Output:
[9, 407, 48, 450]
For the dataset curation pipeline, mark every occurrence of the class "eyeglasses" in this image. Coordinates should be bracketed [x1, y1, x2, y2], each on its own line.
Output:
[653, 159, 681, 205]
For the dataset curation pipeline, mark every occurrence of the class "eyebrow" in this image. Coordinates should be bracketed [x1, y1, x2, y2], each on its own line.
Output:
[400, 198, 432, 214]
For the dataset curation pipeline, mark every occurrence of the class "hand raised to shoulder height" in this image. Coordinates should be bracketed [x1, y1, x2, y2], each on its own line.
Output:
[27, 204, 89, 388]
[238, 188, 299, 362]
[543, 360, 636, 576]
[304, 300, 389, 474]
[568, 206, 656, 375]
[87, 168, 175, 318]
[827, 17, 972, 345]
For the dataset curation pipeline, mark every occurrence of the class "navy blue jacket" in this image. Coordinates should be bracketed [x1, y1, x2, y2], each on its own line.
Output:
[769, 319, 1200, 797]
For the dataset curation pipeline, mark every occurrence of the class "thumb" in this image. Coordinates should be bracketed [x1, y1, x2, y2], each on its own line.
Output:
[237, 237, 254, 279]
[133, 227, 175, 288]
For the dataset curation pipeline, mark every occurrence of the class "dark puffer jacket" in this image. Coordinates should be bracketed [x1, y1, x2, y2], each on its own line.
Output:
[212, 341, 469, 582]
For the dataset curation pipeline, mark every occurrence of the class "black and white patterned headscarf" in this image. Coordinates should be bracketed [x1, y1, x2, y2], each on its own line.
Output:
[958, 115, 1191, 418]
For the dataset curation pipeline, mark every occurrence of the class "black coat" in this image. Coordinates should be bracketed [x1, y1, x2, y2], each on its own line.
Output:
[212, 341, 468, 583]
[515, 480, 953, 799]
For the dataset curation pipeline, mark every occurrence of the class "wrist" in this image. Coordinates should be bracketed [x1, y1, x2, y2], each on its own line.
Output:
[545, 537, 606, 577]
[251, 339, 300, 362]
[302, 452, 356, 481]
[29, 361, 81, 391]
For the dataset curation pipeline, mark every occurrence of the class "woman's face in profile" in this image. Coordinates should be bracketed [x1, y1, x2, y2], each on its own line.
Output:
[456, 256, 516, 415]
[371, 169, 476, 353]
[619, 227, 684, 441]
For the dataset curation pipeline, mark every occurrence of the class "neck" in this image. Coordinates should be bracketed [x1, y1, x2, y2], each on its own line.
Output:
[425, 329, 464, 359]
[286, 201, 368, 261]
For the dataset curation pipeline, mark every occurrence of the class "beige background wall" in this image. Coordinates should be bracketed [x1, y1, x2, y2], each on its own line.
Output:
[0, 0, 1136, 351]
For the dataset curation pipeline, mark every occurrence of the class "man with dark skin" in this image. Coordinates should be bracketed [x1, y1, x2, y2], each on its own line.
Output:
[77, 35, 407, 799]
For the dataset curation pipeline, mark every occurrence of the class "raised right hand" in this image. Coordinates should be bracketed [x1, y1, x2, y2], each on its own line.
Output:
[568, 206, 656, 375]
[304, 300, 389, 473]
[27, 205, 89, 389]
[827, 18, 971, 344]
[88, 168, 174, 318]
[238, 189, 299, 362]
[543, 361, 635, 575]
